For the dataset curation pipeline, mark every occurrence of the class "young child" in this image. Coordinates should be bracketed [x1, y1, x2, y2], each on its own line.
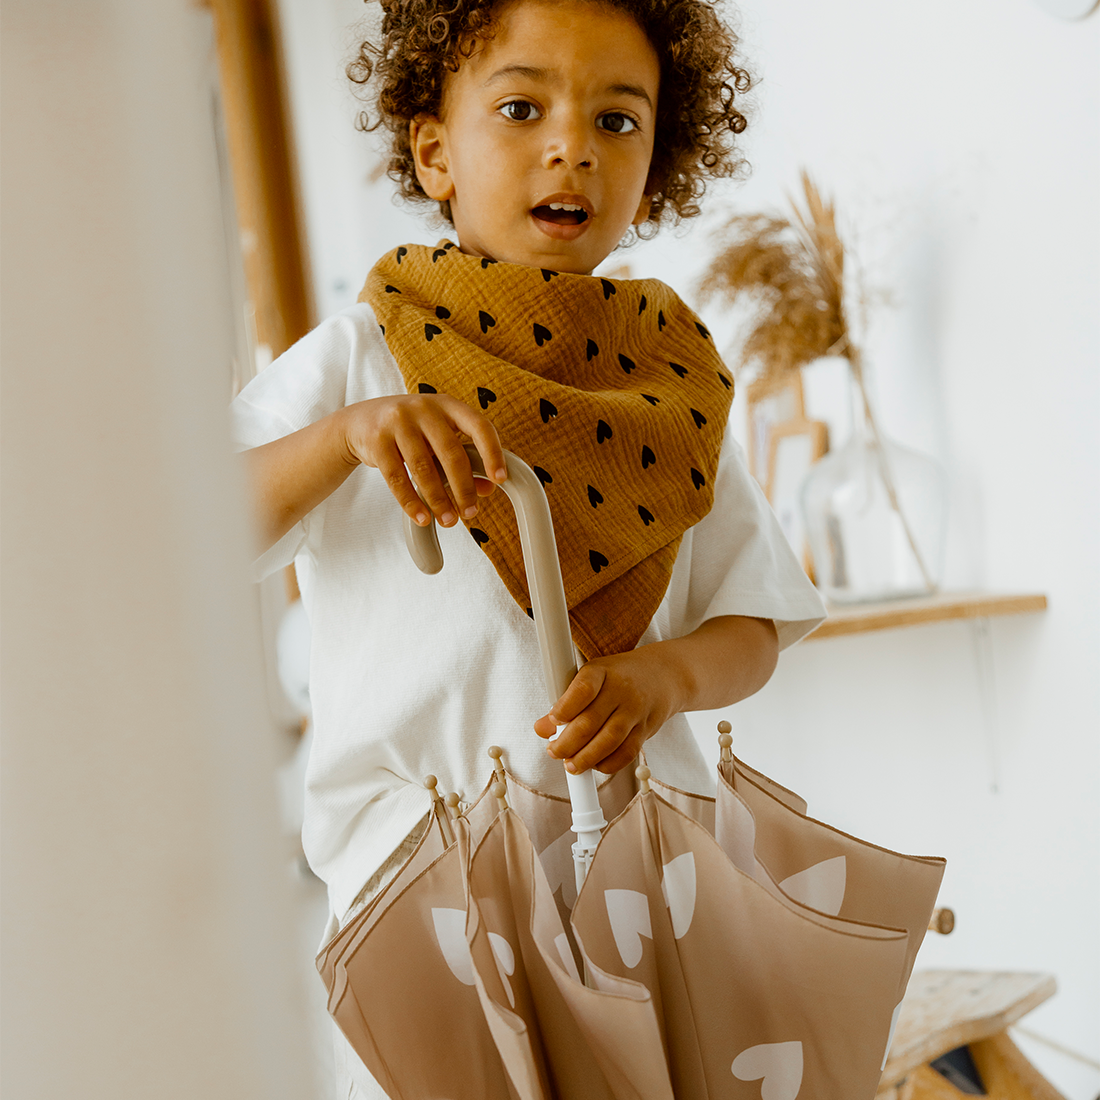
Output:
[233, 0, 824, 1094]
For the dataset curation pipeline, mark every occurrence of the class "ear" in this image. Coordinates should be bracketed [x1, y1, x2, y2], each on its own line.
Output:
[409, 116, 455, 202]
[632, 192, 653, 225]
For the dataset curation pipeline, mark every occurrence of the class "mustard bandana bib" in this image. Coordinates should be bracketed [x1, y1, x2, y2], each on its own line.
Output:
[362, 241, 734, 659]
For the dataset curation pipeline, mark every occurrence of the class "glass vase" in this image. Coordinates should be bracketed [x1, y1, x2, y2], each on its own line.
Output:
[801, 394, 947, 604]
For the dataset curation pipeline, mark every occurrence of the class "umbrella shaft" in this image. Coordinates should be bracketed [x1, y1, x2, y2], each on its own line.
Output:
[567, 768, 604, 884]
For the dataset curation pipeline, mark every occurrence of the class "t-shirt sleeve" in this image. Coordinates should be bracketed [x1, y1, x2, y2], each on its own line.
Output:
[229, 303, 397, 579]
[671, 426, 826, 650]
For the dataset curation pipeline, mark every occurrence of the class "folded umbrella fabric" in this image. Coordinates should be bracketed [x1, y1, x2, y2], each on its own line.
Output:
[717, 753, 946, 1001]
[327, 820, 516, 1100]
[464, 807, 676, 1100]
[317, 812, 451, 998]
[572, 788, 913, 1100]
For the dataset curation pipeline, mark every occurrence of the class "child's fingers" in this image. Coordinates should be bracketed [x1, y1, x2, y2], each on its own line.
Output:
[546, 664, 606, 726]
[546, 697, 619, 762]
[445, 398, 508, 485]
[393, 425, 459, 525]
[593, 731, 646, 775]
[560, 711, 635, 774]
[373, 437, 432, 526]
[533, 713, 560, 739]
[422, 419, 485, 521]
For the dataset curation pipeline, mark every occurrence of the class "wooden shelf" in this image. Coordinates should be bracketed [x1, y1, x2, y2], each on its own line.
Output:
[808, 592, 1048, 640]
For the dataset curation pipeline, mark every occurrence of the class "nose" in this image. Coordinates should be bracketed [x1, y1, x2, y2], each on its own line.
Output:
[542, 111, 596, 171]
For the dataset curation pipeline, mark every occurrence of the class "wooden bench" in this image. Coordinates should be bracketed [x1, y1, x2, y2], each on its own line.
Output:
[877, 971, 1064, 1099]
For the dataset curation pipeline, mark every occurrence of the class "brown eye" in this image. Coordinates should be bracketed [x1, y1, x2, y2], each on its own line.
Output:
[598, 112, 637, 134]
[500, 100, 540, 121]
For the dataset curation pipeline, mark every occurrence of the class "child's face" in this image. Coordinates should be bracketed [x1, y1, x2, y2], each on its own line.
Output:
[410, 0, 660, 275]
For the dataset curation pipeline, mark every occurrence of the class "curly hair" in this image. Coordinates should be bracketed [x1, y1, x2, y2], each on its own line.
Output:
[348, 0, 752, 232]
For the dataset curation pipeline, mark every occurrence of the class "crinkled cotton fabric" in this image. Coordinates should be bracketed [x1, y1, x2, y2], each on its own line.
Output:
[363, 243, 735, 660]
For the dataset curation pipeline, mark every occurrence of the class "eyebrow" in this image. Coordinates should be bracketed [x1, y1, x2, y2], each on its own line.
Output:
[482, 65, 654, 109]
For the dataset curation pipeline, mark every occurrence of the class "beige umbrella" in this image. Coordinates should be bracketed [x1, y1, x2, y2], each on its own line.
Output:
[317, 448, 945, 1100]
[572, 768, 937, 1099]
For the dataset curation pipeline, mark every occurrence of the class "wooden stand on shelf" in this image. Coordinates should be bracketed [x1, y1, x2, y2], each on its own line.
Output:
[877, 971, 1064, 1099]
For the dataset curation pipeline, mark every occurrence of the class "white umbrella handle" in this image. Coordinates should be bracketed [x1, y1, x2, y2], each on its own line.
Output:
[401, 445, 606, 882]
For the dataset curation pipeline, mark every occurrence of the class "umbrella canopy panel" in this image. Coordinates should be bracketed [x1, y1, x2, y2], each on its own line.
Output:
[716, 755, 946, 998]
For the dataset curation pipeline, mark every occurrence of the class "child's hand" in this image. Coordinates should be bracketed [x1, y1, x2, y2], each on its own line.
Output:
[342, 394, 508, 529]
[533, 617, 779, 775]
[533, 646, 685, 776]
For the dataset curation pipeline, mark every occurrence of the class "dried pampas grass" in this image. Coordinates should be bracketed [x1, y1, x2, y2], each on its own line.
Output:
[701, 173, 936, 591]
[698, 172, 853, 399]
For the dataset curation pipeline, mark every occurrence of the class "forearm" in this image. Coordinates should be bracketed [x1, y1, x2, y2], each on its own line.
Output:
[244, 408, 357, 552]
[654, 614, 779, 717]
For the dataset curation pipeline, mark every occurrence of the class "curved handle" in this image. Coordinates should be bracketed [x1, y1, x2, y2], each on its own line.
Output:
[402, 447, 577, 703]
[401, 445, 606, 857]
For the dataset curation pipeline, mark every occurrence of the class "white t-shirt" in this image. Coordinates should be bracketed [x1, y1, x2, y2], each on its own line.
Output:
[231, 301, 826, 917]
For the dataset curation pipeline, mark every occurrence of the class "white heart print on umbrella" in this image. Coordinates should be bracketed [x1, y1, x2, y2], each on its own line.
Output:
[605, 852, 696, 967]
[778, 855, 846, 916]
[432, 908, 475, 986]
[432, 907, 517, 1006]
[731, 1040, 803, 1100]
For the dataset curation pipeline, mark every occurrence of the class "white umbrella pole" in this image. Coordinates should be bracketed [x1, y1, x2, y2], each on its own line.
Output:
[565, 772, 605, 892]
[402, 446, 607, 885]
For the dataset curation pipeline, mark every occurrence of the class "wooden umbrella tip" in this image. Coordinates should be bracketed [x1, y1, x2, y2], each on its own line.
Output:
[487, 745, 504, 761]
[929, 907, 956, 935]
[717, 722, 734, 762]
[424, 774, 438, 791]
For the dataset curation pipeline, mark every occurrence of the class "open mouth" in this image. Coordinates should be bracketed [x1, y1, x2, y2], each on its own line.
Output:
[532, 203, 589, 225]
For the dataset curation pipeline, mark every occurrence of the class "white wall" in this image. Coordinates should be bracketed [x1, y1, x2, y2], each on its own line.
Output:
[277, 0, 1099, 1095]
[277, 0, 472, 319]
[1, 4, 313, 1098]
[675, 6, 1100, 1097]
